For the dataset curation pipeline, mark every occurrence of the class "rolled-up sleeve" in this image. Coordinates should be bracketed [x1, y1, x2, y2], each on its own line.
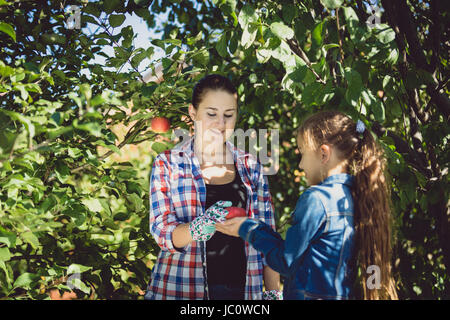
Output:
[149, 153, 182, 254]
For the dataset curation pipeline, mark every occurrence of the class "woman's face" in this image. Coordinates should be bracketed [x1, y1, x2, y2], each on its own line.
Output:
[189, 89, 238, 146]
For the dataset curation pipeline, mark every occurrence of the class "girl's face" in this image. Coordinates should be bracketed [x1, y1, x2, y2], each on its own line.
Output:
[297, 135, 323, 186]
[189, 89, 238, 146]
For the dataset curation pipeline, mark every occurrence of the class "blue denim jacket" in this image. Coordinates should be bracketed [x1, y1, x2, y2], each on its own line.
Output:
[239, 173, 355, 300]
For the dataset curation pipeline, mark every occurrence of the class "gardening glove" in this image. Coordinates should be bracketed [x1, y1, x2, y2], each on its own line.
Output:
[189, 200, 232, 241]
[263, 290, 283, 300]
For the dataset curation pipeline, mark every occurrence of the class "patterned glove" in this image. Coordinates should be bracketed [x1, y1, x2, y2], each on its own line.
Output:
[263, 290, 283, 300]
[189, 200, 232, 241]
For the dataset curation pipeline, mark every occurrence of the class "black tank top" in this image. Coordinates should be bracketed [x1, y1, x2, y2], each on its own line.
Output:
[205, 164, 247, 287]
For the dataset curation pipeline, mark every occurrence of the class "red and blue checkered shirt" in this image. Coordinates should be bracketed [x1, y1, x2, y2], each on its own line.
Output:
[145, 137, 276, 300]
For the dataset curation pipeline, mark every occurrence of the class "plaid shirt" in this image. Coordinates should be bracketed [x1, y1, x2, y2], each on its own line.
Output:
[145, 137, 276, 300]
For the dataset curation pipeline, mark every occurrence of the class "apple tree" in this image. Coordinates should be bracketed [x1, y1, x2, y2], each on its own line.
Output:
[0, 0, 448, 300]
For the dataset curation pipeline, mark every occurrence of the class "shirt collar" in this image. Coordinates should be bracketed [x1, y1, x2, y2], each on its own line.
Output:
[319, 173, 354, 187]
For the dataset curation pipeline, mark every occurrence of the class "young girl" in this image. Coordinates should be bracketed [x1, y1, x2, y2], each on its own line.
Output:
[218, 110, 398, 300]
[145, 74, 280, 300]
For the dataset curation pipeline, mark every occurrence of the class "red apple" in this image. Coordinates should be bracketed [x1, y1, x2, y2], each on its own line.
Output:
[151, 117, 170, 133]
[225, 207, 247, 219]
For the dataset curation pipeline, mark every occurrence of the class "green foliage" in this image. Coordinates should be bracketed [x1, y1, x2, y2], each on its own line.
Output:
[0, 0, 448, 299]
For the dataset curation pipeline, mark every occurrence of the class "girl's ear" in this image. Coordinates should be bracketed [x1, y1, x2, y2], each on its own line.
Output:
[188, 104, 197, 121]
[319, 144, 331, 164]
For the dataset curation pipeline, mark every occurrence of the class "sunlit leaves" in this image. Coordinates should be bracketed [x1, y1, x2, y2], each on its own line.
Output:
[320, 0, 344, 10]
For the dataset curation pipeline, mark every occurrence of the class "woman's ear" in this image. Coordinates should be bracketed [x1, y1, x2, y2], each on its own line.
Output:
[188, 104, 197, 121]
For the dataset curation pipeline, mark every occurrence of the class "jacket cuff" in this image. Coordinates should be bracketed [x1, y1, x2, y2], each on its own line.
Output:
[238, 219, 260, 243]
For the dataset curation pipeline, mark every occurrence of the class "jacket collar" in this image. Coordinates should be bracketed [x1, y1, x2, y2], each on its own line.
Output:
[319, 173, 354, 187]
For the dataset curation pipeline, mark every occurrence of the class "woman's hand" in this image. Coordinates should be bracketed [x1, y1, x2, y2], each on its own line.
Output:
[215, 217, 248, 237]
[189, 200, 232, 241]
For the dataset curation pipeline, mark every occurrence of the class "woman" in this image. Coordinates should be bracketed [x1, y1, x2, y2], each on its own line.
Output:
[144, 74, 280, 300]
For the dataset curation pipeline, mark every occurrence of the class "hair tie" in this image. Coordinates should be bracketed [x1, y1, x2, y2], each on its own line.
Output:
[355, 120, 366, 143]
[356, 119, 365, 136]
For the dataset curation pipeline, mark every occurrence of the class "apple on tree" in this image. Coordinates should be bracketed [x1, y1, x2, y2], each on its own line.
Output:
[150, 117, 170, 133]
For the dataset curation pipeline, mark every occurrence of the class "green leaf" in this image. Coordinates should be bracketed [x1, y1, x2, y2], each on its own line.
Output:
[320, 0, 344, 9]
[141, 84, 158, 97]
[342, 7, 359, 34]
[151, 141, 167, 154]
[13, 272, 39, 289]
[21, 231, 39, 249]
[241, 24, 258, 49]
[238, 4, 257, 29]
[270, 22, 294, 40]
[312, 21, 324, 46]
[64, 203, 87, 226]
[0, 247, 11, 262]
[98, 198, 112, 216]
[323, 43, 339, 50]
[216, 32, 228, 57]
[372, 100, 385, 122]
[55, 161, 70, 183]
[109, 14, 126, 28]
[0, 110, 35, 146]
[191, 48, 209, 66]
[126, 193, 143, 212]
[344, 68, 363, 107]
[67, 277, 91, 294]
[0, 22, 16, 42]
[301, 81, 322, 106]
[67, 263, 92, 274]
[0, 227, 16, 248]
[375, 25, 396, 44]
[82, 198, 103, 213]
[114, 211, 131, 221]
[73, 120, 102, 137]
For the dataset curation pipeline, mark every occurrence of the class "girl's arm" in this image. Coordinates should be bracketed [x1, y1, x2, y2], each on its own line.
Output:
[219, 189, 326, 276]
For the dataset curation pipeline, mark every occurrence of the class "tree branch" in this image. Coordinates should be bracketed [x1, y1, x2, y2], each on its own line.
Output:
[371, 121, 431, 179]
[285, 38, 326, 84]
[381, 0, 450, 121]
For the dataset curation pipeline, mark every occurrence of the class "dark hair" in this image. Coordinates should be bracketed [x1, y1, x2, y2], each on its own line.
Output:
[191, 74, 237, 109]
[297, 110, 398, 300]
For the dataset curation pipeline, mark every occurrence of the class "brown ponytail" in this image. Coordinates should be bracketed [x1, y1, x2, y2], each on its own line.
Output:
[297, 110, 398, 300]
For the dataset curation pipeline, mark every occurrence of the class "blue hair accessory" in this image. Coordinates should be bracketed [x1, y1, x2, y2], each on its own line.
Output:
[356, 120, 365, 135]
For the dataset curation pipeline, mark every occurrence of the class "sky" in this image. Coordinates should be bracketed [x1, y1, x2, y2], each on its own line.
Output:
[80, 9, 169, 78]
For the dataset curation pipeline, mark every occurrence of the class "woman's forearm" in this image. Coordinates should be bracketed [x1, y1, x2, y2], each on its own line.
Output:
[172, 223, 193, 249]
[263, 265, 280, 291]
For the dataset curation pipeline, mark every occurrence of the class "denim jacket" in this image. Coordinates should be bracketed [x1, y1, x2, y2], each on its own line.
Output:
[239, 173, 355, 300]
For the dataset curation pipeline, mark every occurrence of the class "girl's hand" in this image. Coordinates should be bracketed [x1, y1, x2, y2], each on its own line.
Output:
[216, 217, 248, 237]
